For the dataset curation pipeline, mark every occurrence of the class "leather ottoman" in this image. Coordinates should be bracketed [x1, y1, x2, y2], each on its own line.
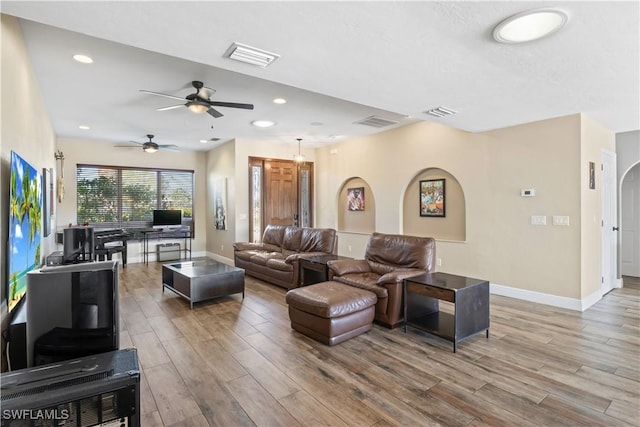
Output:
[285, 281, 377, 345]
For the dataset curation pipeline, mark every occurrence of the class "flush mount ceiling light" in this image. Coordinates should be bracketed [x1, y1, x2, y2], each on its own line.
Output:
[493, 8, 568, 43]
[251, 120, 275, 128]
[73, 54, 93, 64]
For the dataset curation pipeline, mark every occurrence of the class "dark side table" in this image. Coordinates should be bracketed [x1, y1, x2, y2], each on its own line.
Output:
[299, 254, 351, 286]
[403, 272, 489, 352]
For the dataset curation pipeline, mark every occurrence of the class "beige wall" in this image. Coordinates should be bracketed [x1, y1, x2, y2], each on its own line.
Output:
[1, 15, 57, 316]
[316, 115, 610, 305]
[580, 116, 615, 297]
[55, 138, 208, 262]
[205, 140, 236, 259]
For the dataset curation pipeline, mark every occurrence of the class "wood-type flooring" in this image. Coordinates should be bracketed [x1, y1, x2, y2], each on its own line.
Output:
[117, 261, 639, 426]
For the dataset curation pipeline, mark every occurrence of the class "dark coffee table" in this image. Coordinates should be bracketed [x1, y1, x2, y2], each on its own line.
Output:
[162, 259, 244, 308]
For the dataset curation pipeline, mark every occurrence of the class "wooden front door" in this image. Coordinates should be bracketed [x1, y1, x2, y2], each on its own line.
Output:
[264, 159, 299, 227]
[249, 157, 314, 242]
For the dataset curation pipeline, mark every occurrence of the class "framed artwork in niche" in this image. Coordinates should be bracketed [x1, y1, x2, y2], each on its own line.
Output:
[420, 179, 445, 217]
[347, 187, 365, 211]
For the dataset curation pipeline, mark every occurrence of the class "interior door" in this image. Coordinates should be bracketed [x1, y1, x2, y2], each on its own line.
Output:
[264, 159, 298, 227]
[601, 149, 618, 294]
[621, 163, 640, 277]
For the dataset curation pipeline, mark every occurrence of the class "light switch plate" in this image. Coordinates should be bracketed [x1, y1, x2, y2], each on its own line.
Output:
[553, 215, 570, 226]
[531, 215, 546, 225]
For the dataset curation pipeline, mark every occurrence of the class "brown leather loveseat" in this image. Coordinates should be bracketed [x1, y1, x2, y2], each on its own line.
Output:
[234, 224, 337, 290]
[327, 232, 436, 328]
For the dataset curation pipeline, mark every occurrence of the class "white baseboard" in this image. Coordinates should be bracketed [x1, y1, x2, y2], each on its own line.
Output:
[205, 252, 234, 265]
[490, 283, 602, 312]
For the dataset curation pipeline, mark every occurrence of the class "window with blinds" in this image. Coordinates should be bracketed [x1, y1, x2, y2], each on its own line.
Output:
[77, 165, 194, 229]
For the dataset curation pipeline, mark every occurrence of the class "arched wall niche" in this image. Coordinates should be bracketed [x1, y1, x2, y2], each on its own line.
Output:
[337, 177, 375, 233]
[403, 168, 466, 241]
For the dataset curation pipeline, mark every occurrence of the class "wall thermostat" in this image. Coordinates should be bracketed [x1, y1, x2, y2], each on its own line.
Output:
[521, 189, 535, 197]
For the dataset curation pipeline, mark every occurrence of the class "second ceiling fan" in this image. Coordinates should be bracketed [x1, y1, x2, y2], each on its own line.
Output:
[141, 80, 254, 118]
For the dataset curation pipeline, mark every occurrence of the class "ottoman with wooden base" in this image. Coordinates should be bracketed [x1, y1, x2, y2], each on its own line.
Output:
[285, 281, 377, 345]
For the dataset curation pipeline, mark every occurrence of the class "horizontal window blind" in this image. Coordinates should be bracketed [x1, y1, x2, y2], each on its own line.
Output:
[77, 164, 194, 229]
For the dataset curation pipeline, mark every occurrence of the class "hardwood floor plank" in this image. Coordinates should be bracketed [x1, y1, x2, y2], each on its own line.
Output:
[114, 263, 639, 427]
[171, 313, 214, 342]
[162, 336, 255, 427]
[278, 390, 348, 427]
[226, 374, 301, 427]
[130, 330, 170, 369]
[473, 383, 578, 426]
[427, 381, 539, 427]
[539, 393, 634, 427]
[144, 362, 204, 426]
[232, 347, 300, 399]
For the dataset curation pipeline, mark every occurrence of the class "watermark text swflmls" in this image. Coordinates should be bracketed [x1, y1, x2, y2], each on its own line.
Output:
[2, 409, 70, 421]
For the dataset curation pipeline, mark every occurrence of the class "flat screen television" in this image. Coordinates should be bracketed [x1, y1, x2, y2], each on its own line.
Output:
[152, 209, 181, 229]
[7, 151, 42, 314]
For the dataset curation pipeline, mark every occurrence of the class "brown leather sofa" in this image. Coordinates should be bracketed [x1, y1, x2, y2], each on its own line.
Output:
[234, 225, 338, 290]
[327, 232, 436, 328]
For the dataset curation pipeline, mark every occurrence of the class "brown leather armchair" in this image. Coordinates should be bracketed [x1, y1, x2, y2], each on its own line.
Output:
[327, 232, 436, 328]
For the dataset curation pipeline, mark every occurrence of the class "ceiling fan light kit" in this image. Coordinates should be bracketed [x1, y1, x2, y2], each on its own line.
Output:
[141, 80, 254, 120]
[187, 101, 209, 114]
[493, 8, 569, 43]
[116, 134, 179, 153]
[143, 144, 158, 153]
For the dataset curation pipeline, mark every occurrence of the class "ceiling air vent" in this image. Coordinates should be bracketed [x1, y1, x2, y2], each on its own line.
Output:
[224, 42, 280, 68]
[423, 106, 457, 118]
[353, 116, 399, 128]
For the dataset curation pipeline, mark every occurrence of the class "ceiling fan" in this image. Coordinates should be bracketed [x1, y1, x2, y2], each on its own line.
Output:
[116, 134, 179, 153]
[141, 80, 254, 118]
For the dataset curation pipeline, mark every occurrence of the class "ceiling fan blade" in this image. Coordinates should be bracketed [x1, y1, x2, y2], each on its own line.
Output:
[197, 86, 215, 100]
[158, 145, 180, 152]
[114, 145, 140, 148]
[140, 90, 185, 102]
[207, 107, 224, 118]
[157, 104, 184, 111]
[207, 101, 254, 110]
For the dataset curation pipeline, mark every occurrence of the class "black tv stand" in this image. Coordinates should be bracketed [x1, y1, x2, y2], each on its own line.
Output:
[8, 298, 28, 370]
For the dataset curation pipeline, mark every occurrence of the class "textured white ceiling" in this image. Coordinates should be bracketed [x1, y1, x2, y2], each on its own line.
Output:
[2, 1, 638, 152]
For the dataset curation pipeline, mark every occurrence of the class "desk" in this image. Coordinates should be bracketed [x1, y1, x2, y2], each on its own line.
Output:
[141, 228, 192, 264]
[403, 272, 489, 352]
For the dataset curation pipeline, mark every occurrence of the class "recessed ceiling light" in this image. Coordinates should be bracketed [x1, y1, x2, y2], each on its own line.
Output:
[73, 54, 93, 64]
[251, 120, 275, 128]
[273, 98, 287, 104]
[493, 9, 568, 43]
[78, 125, 90, 130]
[200, 140, 208, 143]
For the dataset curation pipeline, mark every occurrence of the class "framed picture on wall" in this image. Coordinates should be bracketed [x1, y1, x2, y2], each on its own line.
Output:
[347, 187, 365, 211]
[420, 179, 445, 217]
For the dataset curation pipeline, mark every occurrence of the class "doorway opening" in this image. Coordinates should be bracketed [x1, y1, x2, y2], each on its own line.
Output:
[248, 157, 313, 242]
